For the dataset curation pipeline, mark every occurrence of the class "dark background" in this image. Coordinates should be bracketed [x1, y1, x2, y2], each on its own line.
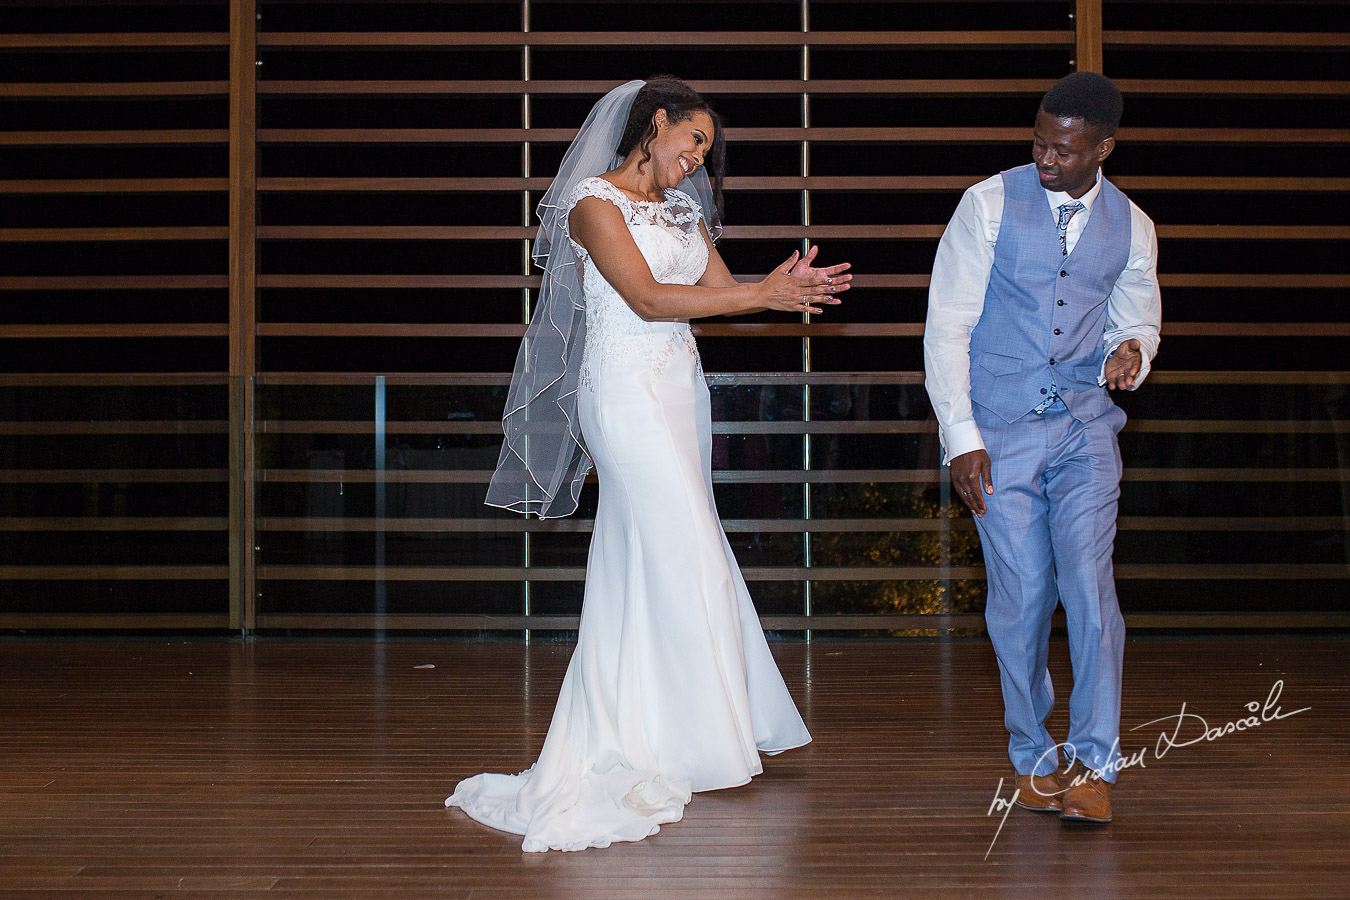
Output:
[1, 1, 1346, 627]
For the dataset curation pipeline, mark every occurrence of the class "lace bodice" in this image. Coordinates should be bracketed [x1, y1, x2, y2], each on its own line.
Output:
[564, 176, 710, 387]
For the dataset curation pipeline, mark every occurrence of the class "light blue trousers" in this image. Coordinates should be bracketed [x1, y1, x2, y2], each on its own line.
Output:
[971, 398, 1127, 782]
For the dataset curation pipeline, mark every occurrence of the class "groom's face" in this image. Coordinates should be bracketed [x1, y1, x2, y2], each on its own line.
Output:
[1031, 108, 1115, 198]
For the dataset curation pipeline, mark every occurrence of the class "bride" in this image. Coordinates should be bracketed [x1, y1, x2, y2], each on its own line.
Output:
[447, 77, 851, 852]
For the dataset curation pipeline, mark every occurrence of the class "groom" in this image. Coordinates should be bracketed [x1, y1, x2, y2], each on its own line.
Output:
[923, 72, 1161, 823]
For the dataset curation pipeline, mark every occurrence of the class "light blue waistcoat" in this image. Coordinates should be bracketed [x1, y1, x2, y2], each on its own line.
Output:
[969, 162, 1132, 424]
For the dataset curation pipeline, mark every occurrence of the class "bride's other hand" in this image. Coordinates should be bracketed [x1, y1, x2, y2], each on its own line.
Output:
[759, 251, 842, 315]
[789, 244, 853, 296]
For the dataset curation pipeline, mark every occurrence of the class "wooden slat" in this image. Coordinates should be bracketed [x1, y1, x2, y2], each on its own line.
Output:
[258, 176, 556, 192]
[0, 227, 227, 242]
[1164, 323, 1350, 337]
[0, 275, 228, 290]
[1159, 274, 1350, 288]
[1155, 225, 1350, 240]
[241, 371, 1350, 387]
[256, 224, 532, 239]
[0, 33, 229, 49]
[255, 126, 1350, 144]
[255, 323, 527, 337]
[1113, 176, 1350, 192]
[262, 614, 995, 630]
[1074, 0, 1103, 73]
[251, 613, 1350, 631]
[253, 466, 1346, 485]
[254, 565, 987, 582]
[252, 515, 1344, 534]
[253, 323, 928, 337]
[255, 372, 514, 385]
[1116, 564, 1350, 580]
[1125, 420, 1350, 434]
[228, 0, 258, 633]
[258, 468, 495, 484]
[0, 517, 227, 531]
[256, 30, 1073, 49]
[0, 82, 229, 98]
[255, 613, 586, 630]
[0, 179, 229, 195]
[260, 223, 1350, 243]
[1112, 79, 1350, 97]
[0, 324, 228, 338]
[257, 78, 1066, 97]
[0, 614, 227, 628]
[0, 374, 229, 385]
[257, 419, 502, 435]
[0, 421, 228, 435]
[1121, 467, 1345, 482]
[252, 419, 942, 436]
[0, 565, 227, 580]
[1118, 516, 1347, 531]
[257, 274, 540, 288]
[8, 224, 1343, 244]
[1103, 30, 1350, 49]
[250, 175, 1350, 193]
[258, 565, 587, 582]
[0, 130, 229, 146]
[5, 371, 1341, 387]
[229, 0, 258, 381]
[253, 77, 1349, 98]
[252, 563, 1349, 582]
[0, 469, 228, 483]
[247, 418, 1349, 436]
[1148, 371, 1350, 385]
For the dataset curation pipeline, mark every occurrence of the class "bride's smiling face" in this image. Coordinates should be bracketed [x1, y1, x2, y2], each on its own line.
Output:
[645, 109, 714, 189]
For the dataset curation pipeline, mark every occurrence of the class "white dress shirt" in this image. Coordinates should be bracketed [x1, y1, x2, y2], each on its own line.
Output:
[924, 168, 1162, 464]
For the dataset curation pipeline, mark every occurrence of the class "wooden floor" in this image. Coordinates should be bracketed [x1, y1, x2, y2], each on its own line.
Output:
[1, 635, 1347, 898]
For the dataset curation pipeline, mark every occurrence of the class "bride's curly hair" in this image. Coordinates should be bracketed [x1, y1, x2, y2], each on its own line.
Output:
[616, 76, 727, 219]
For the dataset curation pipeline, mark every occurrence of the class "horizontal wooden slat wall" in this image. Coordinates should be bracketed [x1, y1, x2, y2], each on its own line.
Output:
[1, 0, 1347, 631]
[0, 1, 234, 629]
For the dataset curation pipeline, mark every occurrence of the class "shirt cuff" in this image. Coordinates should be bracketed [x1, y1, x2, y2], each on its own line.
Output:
[939, 419, 985, 466]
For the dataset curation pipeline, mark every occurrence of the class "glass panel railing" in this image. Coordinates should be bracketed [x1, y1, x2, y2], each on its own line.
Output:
[3, 372, 1344, 632]
[0, 375, 232, 629]
[248, 372, 1350, 633]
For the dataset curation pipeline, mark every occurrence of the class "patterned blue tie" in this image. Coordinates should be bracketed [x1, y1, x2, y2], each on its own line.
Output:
[1037, 201, 1085, 415]
[1056, 200, 1085, 256]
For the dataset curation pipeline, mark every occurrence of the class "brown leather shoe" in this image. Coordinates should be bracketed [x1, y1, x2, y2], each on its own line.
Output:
[1013, 770, 1064, 813]
[1059, 765, 1113, 823]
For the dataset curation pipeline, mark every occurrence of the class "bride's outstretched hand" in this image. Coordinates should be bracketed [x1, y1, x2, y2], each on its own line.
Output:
[759, 250, 848, 315]
[789, 244, 853, 297]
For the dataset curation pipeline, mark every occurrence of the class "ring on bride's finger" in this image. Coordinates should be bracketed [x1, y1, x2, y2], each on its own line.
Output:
[963, 490, 972, 495]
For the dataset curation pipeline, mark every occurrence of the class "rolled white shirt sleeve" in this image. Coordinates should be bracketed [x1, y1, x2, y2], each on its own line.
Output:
[1100, 203, 1162, 388]
[924, 177, 1002, 465]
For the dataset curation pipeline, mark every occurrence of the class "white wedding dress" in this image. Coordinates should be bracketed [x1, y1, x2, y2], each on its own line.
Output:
[447, 176, 811, 852]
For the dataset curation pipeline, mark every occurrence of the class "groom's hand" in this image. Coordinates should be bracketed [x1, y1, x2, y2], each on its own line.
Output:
[1104, 339, 1142, 390]
[950, 449, 993, 518]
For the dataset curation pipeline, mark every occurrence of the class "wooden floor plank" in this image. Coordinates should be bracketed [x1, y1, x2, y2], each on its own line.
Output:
[0, 638, 1345, 897]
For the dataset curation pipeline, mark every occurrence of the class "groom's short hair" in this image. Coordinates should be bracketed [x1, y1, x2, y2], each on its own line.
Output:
[1040, 72, 1123, 140]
